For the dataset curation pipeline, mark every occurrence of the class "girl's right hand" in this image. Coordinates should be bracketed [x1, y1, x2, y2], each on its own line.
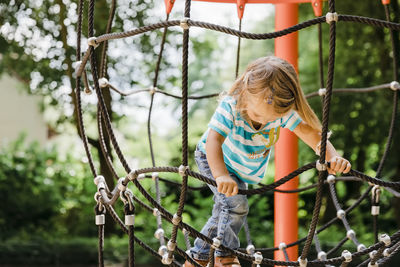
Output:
[216, 175, 238, 197]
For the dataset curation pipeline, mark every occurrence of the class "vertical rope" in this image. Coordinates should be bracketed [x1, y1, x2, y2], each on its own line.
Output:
[100, 0, 117, 78]
[168, 0, 192, 260]
[300, 0, 337, 260]
[235, 19, 242, 79]
[318, 23, 324, 89]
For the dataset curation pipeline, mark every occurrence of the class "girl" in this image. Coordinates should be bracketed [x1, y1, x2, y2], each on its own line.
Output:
[184, 56, 351, 267]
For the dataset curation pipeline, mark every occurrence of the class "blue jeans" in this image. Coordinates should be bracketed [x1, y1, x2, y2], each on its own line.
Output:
[190, 148, 248, 260]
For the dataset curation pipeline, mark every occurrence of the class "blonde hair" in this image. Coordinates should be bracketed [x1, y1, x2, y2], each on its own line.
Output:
[227, 56, 322, 132]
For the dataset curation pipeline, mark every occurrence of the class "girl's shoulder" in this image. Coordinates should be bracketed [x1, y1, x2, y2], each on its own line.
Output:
[219, 95, 237, 106]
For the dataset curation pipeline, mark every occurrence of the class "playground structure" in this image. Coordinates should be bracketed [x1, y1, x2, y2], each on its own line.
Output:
[74, 0, 400, 266]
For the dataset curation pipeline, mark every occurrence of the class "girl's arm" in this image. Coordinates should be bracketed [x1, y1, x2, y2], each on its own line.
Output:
[206, 129, 239, 197]
[293, 121, 351, 174]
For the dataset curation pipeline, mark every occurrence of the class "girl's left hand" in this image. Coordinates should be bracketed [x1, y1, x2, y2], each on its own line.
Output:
[328, 156, 351, 174]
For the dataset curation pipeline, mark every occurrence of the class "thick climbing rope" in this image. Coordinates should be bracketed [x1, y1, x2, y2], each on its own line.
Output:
[74, 0, 400, 266]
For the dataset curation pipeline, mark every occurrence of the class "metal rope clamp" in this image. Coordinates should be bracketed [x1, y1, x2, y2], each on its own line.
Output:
[390, 81, 400, 91]
[180, 17, 190, 30]
[179, 165, 189, 176]
[337, 209, 346, 220]
[253, 251, 263, 266]
[211, 237, 221, 250]
[87, 36, 99, 49]
[94, 175, 106, 191]
[318, 251, 327, 260]
[154, 228, 165, 240]
[316, 160, 327, 171]
[172, 213, 182, 225]
[152, 172, 159, 181]
[246, 244, 255, 255]
[346, 229, 356, 241]
[74, 61, 82, 77]
[278, 242, 287, 251]
[298, 256, 308, 267]
[379, 234, 391, 247]
[318, 88, 327, 96]
[120, 189, 134, 211]
[341, 250, 352, 263]
[327, 174, 336, 184]
[98, 77, 109, 88]
[128, 170, 138, 181]
[94, 192, 105, 225]
[326, 12, 338, 24]
[149, 86, 157, 95]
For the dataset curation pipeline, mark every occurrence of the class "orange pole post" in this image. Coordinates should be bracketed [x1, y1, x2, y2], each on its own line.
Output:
[274, 3, 299, 265]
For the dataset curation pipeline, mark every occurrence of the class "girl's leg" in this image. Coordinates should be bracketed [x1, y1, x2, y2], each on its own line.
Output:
[189, 148, 221, 261]
[214, 176, 248, 257]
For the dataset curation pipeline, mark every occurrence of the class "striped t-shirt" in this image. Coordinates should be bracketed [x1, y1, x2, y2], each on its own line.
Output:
[198, 96, 302, 184]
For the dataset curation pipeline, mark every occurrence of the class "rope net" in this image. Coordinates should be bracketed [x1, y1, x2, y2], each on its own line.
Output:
[75, 0, 400, 266]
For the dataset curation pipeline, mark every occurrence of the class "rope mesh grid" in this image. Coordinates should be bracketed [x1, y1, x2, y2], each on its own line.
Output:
[74, 0, 400, 265]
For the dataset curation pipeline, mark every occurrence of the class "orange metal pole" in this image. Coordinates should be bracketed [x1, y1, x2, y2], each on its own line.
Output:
[274, 3, 299, 265]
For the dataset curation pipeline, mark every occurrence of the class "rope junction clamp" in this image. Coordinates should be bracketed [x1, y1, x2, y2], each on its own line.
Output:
[383, 248, 390, 257]
[278, 242, 287, 250]
[368, 262, 378, 267]
[153, 208, 160, 217]
[298, 257, 308, 267]
[318, 88, 327, 96]
[87, 37, 99, 48]
[347, 229, 356, 240]
[212, 237, 221, 249]
[74, 61, 82, 76]
[158, 245, 167, 256]
[372, 185, 381, 202]
[337, 209, 346, 219]
[94, 175, 106, 189]
[369, 250, 377, 259]
[341, 250, 352, 262]
[327, 174, 336, 184]
[246, 244, 255, 254]
[161, 254, 173, 265]
[98, 77, 109, 88]
[379, 234, 391, 246]
[128, 171, 138, 181]
[152, 172, 159, 181]
[253, 252, 263, 265]
[180, 17, 190, 30]
[178, 165, 189, 176]
[154, 228, 165, 239]
[137, 173, 146, 180]
[357, 244, 367, 252]
[326, 12, 338, 24]
[172, 213, 181, 225]
[390, 81, 400, 91]
[125, 214, 135, 226]
[316, 161, 327, 171]
[96, 214, 105, 225]
[149, 86, 157, 95]
[118, 177, 127, 192]
[318, 251, 327, 260]
[371, 206, 380, 216]
[167, 240, 176, 251]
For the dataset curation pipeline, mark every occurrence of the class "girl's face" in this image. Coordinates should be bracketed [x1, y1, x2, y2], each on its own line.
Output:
[246, 94, 287, 125]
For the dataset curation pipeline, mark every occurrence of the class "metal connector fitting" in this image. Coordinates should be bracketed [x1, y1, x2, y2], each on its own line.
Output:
[154, 228, 164, 239]
[158, 245, 167, 256]
[246, 244, 255, 255]
[153, 208, 159, 217]
[212, 237, 221, 249]
[152, 172, 159, 181]
[161, 254, 173, 265]
[326, 12, 338, 24]
[341, 250, 352, 262]
[327, 174, 336, 184]
[125, 214, 135, 226]
[172, 213, 181, 225]
[178, 165, 188, 176]
[357, 244, 366, 252]
[379, 234, 391, 246]
[337, 209, 346, 219]
[180, 17, 190, 30]
[390, 81, 400, 91]
[95, 214, 105, 225]
[278, 242, 287, 250]
[128, 171, 138, 181]
[316, 161, 327, 171]
[253, 252, 263, 265]
[298, 256, 308, 267]
[87, 37, 99, 48]
[318, 251, 327, 260]
[318, 88, 326, 96]
[347, 229, 356, 240]
[98, 77, 109, 88]
[167, 240, 176, 251]
[371, 206, 380, 216]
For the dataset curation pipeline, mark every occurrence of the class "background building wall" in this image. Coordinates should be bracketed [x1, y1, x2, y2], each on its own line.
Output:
[0, 75, 47, 145]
